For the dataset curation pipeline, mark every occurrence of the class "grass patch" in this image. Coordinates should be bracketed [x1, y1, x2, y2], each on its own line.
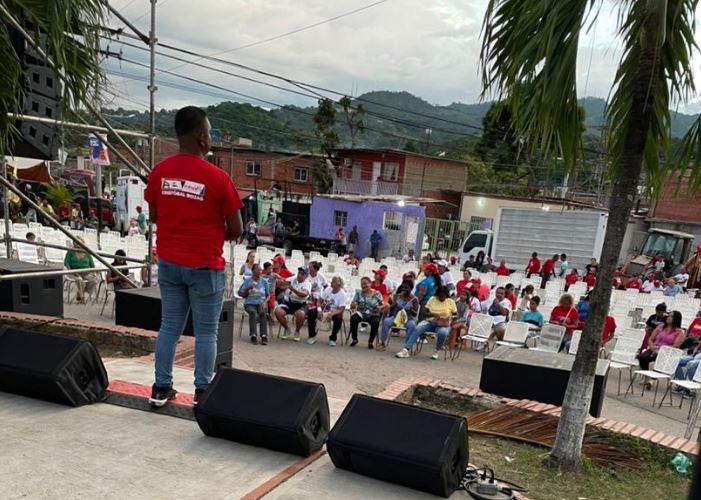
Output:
[411, 387, 692, 499]
[96, 345, 148, 358]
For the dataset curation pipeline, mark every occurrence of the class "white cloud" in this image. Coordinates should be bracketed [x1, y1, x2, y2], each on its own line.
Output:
[103, 0, 701, 114]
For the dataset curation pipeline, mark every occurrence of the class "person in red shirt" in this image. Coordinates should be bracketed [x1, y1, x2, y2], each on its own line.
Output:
[272, 254, 293, 279]
[565, 269, 579, 290]
[495, 259, 510, 277]
[549, 293, 579, 350]
[372, 269, 390, 303]
[688, 311, 701, 337]
[455, 269, 473, 297]
[584, 271, 597, 289]
[525, 252, 541, 277]
[145, 106, 243, 407]
[505, 283, 517, 309]
[601, 316, 617, 345]
[541, 254, 558, 285]
[626, 274, 643, 290]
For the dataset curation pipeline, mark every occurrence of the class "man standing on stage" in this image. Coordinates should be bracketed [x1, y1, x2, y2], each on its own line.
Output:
[146, 106, 243, 407]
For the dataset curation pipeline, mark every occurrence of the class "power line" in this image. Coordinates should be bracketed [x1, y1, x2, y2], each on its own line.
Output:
[166, 0, 390, 71]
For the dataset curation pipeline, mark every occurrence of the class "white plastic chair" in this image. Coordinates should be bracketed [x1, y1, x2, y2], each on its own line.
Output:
[567, 330, 582, 355]
[530, 324, 565, 353]
[609, 334, 645, 395]
[659, 361, 701, 418]
[625, 345, 683, 406]
[461, 313, 493, 351]
[496, 321, 529, 348]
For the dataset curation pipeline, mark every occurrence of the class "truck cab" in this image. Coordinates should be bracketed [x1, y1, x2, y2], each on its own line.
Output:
[458, 230, 493, 267]
[622, 228, 695, 278]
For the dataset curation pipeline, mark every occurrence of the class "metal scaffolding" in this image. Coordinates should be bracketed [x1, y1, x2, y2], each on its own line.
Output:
[0, 1, 157, 290]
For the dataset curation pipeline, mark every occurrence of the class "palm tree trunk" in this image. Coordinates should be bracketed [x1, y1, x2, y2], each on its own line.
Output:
[545, 17, 661, 470]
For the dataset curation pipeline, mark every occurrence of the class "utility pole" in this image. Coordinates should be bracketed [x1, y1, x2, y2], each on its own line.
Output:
[3, 157, 10, 258]
[146, 0, 157, 285]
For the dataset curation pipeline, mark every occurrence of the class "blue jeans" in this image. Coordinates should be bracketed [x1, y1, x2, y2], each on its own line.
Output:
[154, 259, 225, 391]
[244, 304, 268, 339]
[380, 315, 415, 343]
[403, 320, 449, 351]
[675, 354, 701, 380]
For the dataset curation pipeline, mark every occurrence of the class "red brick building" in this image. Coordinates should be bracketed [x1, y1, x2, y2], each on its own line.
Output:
[332, 148, 469, 217]
[650, 174, 701, 244]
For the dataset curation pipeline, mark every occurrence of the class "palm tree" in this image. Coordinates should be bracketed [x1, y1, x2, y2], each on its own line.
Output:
[0, 0, 106, 156]
[480, 0, 701, 470]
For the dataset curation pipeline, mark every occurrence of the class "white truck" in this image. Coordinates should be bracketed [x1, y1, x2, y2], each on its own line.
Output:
[113, 175, 148, 234]
[458, 207, 609, 272]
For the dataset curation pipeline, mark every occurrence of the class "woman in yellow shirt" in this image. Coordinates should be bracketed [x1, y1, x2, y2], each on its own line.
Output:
[396, 286, 456, 360]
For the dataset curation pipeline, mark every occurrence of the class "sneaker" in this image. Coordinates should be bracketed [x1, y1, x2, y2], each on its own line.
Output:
[193, 389, 205, 406]
[149, 385, 177, 407]
[328, 340, 337, 347]
[350, 339, 358, 347]
[280, 328, 291, 340]
[377, 342, 386, 351]
[261, 336, 268, 346]
[250, 336, 258, 344]
[431, 351, 439, 360]
[293, 332, 301, 342]
[306, 336, 318, 345]
[395, 348, 410, 358]
[475, 344, 485, 353]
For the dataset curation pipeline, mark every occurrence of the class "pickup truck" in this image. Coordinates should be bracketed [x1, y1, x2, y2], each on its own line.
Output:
[256, 217, 338, 256]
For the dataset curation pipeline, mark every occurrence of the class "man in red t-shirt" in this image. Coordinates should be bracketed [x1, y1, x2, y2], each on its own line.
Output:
[145, 106, 243, 407]
[584, 272, 597, 289]
[601, 316, 617, 345]
[456, 269, 473, 297]
[626, 274, 642, 290]
[541, 254, 558, 285]
[495, 259, 510, 277]
[525, 252, 541, 277]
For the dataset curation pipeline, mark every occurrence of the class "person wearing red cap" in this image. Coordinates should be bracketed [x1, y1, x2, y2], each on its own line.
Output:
[372, 269, 390, 302]
[145, 106, 243, 407]
[135, 205, 146, 234]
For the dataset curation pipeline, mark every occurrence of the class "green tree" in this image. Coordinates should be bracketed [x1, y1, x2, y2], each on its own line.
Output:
[338, 96, 365, 148]
[312, 98, 339, 194]
[480, 0, 701, 470]
[0, 1, 105, 156]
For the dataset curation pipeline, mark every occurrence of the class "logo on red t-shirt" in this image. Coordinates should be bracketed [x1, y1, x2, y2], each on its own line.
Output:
[161, 178, 206, 201]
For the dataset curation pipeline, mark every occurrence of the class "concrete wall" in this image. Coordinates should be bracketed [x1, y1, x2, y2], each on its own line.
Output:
[309, 196, 424, 258]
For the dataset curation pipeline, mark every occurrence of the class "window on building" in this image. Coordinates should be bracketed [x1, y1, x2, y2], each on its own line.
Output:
[209, 156, 222, 167]
[334, 210, 348, 227]
[293, 167, 309, 182]
[383, 211, 402, 231]
[383, 162, 399, 181]
[246, 161, 261, 176]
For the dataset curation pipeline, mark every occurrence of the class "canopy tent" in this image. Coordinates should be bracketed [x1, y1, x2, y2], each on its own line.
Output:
[4, 156, 53, 183]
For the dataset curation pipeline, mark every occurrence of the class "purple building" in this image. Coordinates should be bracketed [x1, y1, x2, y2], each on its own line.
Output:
[309, 195, 425, 259]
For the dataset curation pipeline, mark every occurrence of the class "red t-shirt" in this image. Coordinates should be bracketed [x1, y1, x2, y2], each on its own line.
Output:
[371, 282, 389, 301]
[456, 279, 472, 296]
[688, 318, 701, 337]
[145, 154, 243, 270]
[278, 268, 293, 280]
[601, 316, 616, 344]
[542, 259, 556, 275]
[626, 279, 642, 290]
[550, 306, 579, 334]
[496, 265, 510, 277]
[527, 258, 541, 274]
[584, 273, 597, 288]
[565, 273, 579, 286]
[506, 293, 517, 310]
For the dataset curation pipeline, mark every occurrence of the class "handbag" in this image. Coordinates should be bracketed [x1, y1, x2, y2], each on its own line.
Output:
[393, 309, 408, 328]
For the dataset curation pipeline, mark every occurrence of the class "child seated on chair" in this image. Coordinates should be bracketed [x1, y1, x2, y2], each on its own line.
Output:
[379, 280, 417, 351]
[396, 286, 456, 360]
[448, 288, 481, 349]
[522, 296, 544, 343]
[239, 263, 270, 345]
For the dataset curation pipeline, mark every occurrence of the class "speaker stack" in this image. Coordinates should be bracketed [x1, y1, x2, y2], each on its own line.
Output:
[0, 328, 108, 406]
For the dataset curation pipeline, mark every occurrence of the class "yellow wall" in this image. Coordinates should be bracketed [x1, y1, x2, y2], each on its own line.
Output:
[459, 194, 569, 223]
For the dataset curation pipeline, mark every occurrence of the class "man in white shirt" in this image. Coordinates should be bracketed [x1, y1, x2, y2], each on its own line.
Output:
[437, 260, 455, 296]
[402, 249, 416, 263]
[320, 276, 348, 346]
[274, 267, 312, 341]
[483, 286, 512, 344]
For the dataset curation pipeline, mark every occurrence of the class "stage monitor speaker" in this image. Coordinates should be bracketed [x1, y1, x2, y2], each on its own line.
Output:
[0, 328, 108, 406]
[327, 394, 468, 498]
[0, 258, 63, 317]
[195, 368, 330, 457]
[480, 346, 609, 417]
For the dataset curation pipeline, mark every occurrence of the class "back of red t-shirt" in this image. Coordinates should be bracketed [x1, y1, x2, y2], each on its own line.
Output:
[145, 154, 243, 270]
[542, 259, 555, 275]
[527, 258, 541, 273]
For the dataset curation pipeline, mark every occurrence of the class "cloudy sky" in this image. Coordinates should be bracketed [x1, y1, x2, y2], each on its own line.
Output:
[102, 0, 701, 114]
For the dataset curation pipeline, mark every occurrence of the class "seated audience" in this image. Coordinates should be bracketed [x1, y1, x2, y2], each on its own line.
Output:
[455, 269, 473, 297]
[639, 311, 685, 384]
[319, 276, 348, 347]
[517, 285, 535, 311]
[239, 263, 270, 345]
[64, 237, 98, 303]
[349, 277, 384, 348]
[549, 293, 579, 351]
[379, 281, 418, 350]
[495, 259, 510, 277]
[396, 286, 456, 360]
[106, 249, 134, 292]
[565, 269, 579, 290]
[274, 267, 312, 342]
[483, 286, 513, 345]
[663, 278, 684, 297]
[626, 274, 643, 290]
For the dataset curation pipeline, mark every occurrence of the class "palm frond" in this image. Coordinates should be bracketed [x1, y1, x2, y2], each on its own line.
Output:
[0, 0, 106, 155]
[480, 0, 596, 171]
[605, 0, 699, 197]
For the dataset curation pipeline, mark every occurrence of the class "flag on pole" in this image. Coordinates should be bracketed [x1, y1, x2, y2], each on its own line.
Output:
[87, 134, 111, 166]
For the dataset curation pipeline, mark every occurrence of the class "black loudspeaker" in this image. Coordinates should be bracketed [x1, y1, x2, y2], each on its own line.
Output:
[0, 328, 108, 406]
[327, 394, 468, 498]
[195, 368, 330, 457]
[480, 346, 609, 417]
[115, 287, 234, 369]
[0, 258, 63, 316]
